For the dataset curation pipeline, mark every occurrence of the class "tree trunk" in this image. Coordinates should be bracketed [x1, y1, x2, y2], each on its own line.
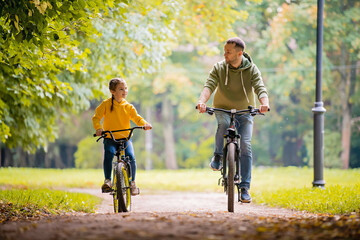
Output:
[161, 96, 178, 169]
[340, 58, 357, 169]
[145, 107, 153, 170]
[3, 147, 13, 167]
[340, 108, 351, 169]
[282, 131, 303, 166]
[338, 44, 356, 169]
[44, 146, 52, 168]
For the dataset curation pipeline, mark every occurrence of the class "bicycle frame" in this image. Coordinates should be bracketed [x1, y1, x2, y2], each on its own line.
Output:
[221, 109, 241, 193]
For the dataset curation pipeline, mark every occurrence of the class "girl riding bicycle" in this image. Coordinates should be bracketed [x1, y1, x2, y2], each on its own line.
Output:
[92, 78, 152, 195]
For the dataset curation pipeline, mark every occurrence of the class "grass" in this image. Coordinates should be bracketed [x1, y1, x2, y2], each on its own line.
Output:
[0, 168, 102, 221]
[1, 167, 360, 215]
[0, 168, 102, 189]
[0, 188, 100, 222]
[0, 189, 100, 213]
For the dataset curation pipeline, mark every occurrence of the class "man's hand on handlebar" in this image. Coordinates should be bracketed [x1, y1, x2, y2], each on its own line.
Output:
[259, 105, 270, 113]
[197, 102, 207, 113]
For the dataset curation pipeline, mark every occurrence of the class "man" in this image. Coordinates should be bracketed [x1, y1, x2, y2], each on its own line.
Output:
[197, 37, 269, 203]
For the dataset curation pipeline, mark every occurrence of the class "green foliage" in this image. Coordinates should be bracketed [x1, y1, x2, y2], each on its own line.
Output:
[179, 136, 214, 168]
[75, 136, 103, 169]
[0, 0, 247, 156]
[304, 131, 343, 168]
[236, 0, 360, 167]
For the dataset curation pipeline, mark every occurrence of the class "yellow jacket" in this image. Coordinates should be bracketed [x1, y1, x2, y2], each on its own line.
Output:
[92, 98, 147, 139]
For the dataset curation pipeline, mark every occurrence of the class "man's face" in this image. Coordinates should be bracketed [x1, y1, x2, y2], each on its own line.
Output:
[224, 43, 242, 65]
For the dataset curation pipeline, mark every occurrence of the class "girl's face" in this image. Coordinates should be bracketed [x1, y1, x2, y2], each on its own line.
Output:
[110, 82, 128, 102]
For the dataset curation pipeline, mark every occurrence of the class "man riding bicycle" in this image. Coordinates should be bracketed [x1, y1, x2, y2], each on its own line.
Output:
[197, 37, 270, 203]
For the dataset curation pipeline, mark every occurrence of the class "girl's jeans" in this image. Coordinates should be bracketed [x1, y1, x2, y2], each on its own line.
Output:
[215, 112, 254, 189]
[103, 138, 137, 182]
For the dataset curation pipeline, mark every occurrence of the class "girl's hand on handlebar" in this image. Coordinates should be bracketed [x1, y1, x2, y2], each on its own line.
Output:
[144, 123, 152, 130]
[96, 128, 103, 136]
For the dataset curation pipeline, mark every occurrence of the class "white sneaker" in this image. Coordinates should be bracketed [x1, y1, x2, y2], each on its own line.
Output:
[131, 182, 140, 196]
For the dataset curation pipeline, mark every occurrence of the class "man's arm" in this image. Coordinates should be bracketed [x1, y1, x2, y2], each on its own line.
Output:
[197, 87, 212, 113]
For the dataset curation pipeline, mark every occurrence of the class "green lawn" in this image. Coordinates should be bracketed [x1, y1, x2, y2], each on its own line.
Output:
[1, 167, 359, 215]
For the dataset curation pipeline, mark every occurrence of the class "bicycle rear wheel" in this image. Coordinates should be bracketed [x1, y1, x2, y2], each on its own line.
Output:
[116, 162, 132, 212]
[226, 143, 236, 212]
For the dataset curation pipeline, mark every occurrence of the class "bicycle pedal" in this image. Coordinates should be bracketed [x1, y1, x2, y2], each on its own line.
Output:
[102, 188, 113, 193]
[218, 177, 225, 186]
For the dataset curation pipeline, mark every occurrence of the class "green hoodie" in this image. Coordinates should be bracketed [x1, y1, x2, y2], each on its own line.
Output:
[204, 52, 268, 110]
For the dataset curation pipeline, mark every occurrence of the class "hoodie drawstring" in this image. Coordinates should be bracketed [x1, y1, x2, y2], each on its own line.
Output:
[225, 64, 229, 86]
[225, 65, 250, 103]
[241, 71, 250, 103]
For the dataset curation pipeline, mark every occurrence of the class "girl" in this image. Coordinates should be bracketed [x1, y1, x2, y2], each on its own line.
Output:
[92, 78, 152, 195]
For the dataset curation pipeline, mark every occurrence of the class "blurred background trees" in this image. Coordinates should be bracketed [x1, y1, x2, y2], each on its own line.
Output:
[0, 0, 359, 169]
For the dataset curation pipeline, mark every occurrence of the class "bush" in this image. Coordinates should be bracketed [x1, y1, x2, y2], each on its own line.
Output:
[75, 136, 103, 169]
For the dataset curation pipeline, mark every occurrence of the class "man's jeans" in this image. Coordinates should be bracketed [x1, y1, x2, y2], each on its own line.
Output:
[215, 112, 254, 189]
[103, 138, 137, 181]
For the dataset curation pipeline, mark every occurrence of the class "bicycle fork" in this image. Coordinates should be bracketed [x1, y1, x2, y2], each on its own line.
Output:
[219, 132, 241, 195]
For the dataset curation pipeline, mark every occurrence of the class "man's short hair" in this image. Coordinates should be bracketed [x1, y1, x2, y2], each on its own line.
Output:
[226, 37, 245, 51]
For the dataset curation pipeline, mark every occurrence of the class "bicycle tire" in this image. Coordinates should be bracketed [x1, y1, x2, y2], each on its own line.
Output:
[117, 162, 132, 212]
[113, 165, 121, 213]
[227, 143, 236, 212]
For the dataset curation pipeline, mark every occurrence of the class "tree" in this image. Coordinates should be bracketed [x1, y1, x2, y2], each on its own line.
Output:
[239, 0, 360, 168]
[324, 0, 360, 168]
[0, 0, 128, 151]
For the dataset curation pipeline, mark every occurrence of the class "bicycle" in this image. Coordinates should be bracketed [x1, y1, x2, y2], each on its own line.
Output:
[197, 105, 268, 212]
[94, 126, 145, 213]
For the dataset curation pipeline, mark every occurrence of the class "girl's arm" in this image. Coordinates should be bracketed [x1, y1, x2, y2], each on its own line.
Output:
[92, 101, 106, 131]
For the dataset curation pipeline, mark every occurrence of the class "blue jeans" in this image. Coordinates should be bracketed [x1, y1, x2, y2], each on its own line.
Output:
[103, 138, 137, 182]
[214, 112, 254, 189]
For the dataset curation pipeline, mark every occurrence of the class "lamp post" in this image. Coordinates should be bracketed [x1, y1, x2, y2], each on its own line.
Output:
[312, 0, 326, 188]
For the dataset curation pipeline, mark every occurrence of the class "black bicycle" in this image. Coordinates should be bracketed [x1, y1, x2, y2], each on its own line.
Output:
[198, 105, 268, 212]
[94, 126, 145, 213]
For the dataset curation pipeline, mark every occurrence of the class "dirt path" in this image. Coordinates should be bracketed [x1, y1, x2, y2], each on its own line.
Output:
[1, 189, 359, 239]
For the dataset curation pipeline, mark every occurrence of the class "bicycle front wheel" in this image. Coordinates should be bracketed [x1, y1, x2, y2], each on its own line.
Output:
[226, 142, 236, 212]
[116, 162, 132, 212]
[113, 165, 121, 213]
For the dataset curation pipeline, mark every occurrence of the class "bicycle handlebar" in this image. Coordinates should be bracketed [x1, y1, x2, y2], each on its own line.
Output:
[93, 126, 145, 143]
[196, 105, 270, 116]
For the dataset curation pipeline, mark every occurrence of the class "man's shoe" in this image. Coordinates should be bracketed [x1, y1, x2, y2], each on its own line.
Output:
[101, 179, 112, 193]
[234, 174, 240, 184]
[210, 154, 223, 171]
[240, 187, 251, 203]
[131, 181, 140, 196]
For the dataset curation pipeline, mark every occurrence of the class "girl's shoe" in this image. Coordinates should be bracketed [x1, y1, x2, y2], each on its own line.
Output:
[101, 179, 112, 193]
[131, 182, 140, 196]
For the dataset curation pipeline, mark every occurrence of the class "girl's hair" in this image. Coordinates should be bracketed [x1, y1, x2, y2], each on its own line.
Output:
[109, 78, 126, 112]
